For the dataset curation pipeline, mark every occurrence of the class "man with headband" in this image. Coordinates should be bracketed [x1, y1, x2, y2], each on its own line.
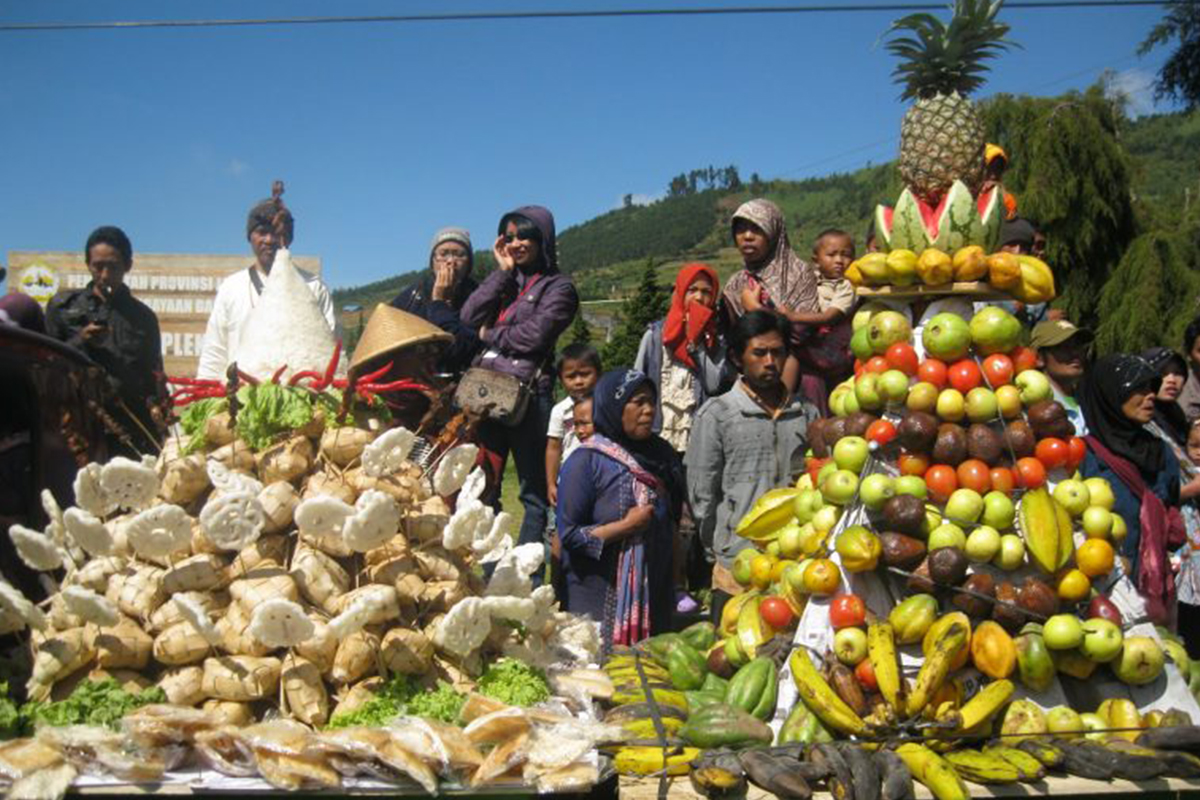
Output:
[197, 196, 337, 380]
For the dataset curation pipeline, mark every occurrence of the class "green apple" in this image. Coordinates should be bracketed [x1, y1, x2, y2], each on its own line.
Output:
[1015, 369, 1053, 406]
[855, 373, 884, 411]
[923, 506, 943, 537]
[859, 474, 896, 511]
[964, 525, 1002, 563]
[980, 491, 1016, 530]
[833, 436, 871, 474]
[817, 460, 838, 487]
[778, 522, 805, 559]
[1080, 713, 1107, 740]
[1079, 618, 1124, 663]
[1046, 706, 1085, 739]
[1043, 614, 1085, 650]
[1112, 636, 1165, 685]
[1111, 513, 1128, 544]
[928, 523, 967, 550]
[944, 488, 985, 524]
[850, 325, 874, 362]
[812, 505, 842, 534]
[842, 388, 861, 415]
[852, 302, 885, 332]
[834, 626, 869, 666]
[906, 381, 939, 413]
[878, 369, 911, 405]
[829, 385, 850, 417]
[936, 388, 966, 423]
[895, 475, 928, 499]
[793, 488, 824, 524]
[1081, 506, 1114, 540]
[965, 387, 999, 423]
[995, 384, 1023, 419]
[922, 312, 972, 361]
[1083, 478, 1116, 511]
[868, 311, 913, 354]
[993, 534, 1026, 570]
[821, 469, 859, 506]
[1053, 479, 1091, 518]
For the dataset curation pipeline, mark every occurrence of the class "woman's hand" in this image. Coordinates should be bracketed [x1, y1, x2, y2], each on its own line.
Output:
[493, 235, 516, 272]
[623, 504, 654, 534]
[1182, 473, 1200, 501]
[431, 261, 456, 301]
[740, 286, 762, 313]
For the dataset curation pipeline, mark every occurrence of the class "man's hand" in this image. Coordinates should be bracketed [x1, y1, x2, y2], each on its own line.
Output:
[548, 484, 558, 507]
[623, 504, 654, 534]
[493, 235, 516, 272]
[431, 262, 455, 301]
[740, 286, 763, 313]
[80, 322, 107, 344]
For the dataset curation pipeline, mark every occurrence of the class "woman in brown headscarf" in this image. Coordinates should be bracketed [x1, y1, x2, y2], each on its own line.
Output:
[723, 198, 820, 396]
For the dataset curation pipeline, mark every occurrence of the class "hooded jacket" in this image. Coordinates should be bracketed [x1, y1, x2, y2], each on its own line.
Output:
[389, 237, 481, 377]
[460, 205, 579, 390]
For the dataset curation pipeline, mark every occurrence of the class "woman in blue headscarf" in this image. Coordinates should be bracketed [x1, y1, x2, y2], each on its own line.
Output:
[555, 369, 683, 646]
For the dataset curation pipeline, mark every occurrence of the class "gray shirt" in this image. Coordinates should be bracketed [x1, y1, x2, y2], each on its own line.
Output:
[685, 380, 818, 569]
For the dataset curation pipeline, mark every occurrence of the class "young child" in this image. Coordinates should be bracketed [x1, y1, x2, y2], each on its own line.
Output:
[1176, 420, 1200, 656]
[545, 344, 601, 506]
[783, 229, 858, 403]
[571, 395, 595, 445]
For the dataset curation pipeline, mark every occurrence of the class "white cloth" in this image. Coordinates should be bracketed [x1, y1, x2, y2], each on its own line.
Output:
[548, 396, 582, 465]
[659, 346, 698, 453]
[197, 266, 337, 380]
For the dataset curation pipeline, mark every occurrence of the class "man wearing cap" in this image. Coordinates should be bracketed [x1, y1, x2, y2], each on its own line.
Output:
[1030, 319, 1092, 436]
[196, 197, 337, 380]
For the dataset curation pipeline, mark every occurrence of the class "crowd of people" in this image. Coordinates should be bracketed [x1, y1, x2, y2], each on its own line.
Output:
[6, 191, 1200, 655]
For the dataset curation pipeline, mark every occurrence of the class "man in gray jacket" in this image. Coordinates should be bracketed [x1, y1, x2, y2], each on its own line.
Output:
[686, 310, 818, 622]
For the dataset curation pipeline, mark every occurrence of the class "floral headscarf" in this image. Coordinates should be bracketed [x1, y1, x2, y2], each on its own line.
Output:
[723, 199, 819, 318]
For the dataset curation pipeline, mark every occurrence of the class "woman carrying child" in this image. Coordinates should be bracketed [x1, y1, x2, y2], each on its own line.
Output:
[555, 369, 683, 647]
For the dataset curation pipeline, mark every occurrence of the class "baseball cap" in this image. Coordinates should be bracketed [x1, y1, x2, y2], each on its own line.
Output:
[999, 217, 1036, 250]
[1030, 319, 1093, 349]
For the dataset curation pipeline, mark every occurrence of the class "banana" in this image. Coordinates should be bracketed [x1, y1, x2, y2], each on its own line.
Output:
[1050, 740, 1116, 781]
[894, 743, 970, 800]
[943, 750, 1021, 785]
[1014, 738, 1064, 769]
[905, 620, 968, 718]
[1137, 724, 1200, 752]
[982, 745, 1046, 781]
[874, 750, 915, 800]
[941, 678, 1012, 733]
[788, 649, 869, 736]
[738, 749, 813, 800]
[838, 743, 882, 800]
[611, 687, 688, 711]
[1083, 739, 1167, 781]
[811, 743, 856, 800]
[620, 717, 685, 740]
[603, 701, 688, 725]
[613, 745, 701, 777]
[868, 622, 906, 717]
[1106, 741, 1200, 779]
[690, 751, 748, 799]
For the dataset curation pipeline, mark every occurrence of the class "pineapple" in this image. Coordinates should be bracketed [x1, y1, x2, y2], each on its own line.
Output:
[886, 0, 1015, 203]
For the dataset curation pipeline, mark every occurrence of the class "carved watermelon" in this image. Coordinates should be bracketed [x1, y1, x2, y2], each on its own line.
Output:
[874, 181, 1004, 255]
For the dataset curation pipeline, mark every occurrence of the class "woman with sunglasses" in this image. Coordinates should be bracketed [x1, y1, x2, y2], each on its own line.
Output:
[461, 206, 580, 562]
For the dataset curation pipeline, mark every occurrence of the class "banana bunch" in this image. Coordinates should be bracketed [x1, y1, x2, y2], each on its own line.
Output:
[894, 743, 970, 800]
[905, 620, 968, 718]
[613, 745, 701, 777]
[787, 648, 869, 736]
[943, 749, 1022, 785]
[868, 622, 906, 719]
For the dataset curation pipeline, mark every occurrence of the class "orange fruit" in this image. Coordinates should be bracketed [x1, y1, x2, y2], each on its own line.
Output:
[1077, 539, 1116, 578]
[771, 558, 796, 585]
[750, 554, 775, 590]
[802, 558, 841, 596]
[1056, 568, 1092, 603]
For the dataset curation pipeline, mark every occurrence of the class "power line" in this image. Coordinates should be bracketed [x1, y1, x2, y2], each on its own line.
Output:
[0, 1, 1179, 33]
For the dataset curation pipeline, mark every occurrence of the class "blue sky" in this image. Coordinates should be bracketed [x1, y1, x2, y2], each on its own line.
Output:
[0, 1, 1177, 292]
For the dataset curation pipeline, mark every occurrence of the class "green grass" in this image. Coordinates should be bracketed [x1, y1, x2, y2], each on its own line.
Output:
[500, 465, 524, 532]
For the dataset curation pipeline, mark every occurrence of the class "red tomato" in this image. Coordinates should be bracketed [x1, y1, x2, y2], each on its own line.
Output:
[885, 343, 920, 376]
[864, 356, 890, 374]
[948, 359, 983, 394]
[898, 452, 931, 477]
[760, 596, 795, 630]
[989, 467, 1016, 496]
[956, 459, 992, 494]
[918, 358, 949, 389]
[1011, 346, 1038, 374]
[925, 465, 959, 503]
[1015, 457, 1048, 489]
[829, 593, 866, 630]
[854, 360, 864, 378]
[854, 658, 878, 692]
[1034, 437, 1070, 471]
[1067, 436, 1087, 470]
[981, 354, 1015, 387]
[807, 457, 829, 485]
[866, 419, 897, 447]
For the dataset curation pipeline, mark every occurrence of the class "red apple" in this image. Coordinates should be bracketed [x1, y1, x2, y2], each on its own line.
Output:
[1087, 595, 1124, 627]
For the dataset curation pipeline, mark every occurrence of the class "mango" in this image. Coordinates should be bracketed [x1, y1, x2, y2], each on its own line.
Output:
[971, 620, 1018, 679]
[835, 526, 882, 573]
[1015, 630, 1056, 693]
[889, 593, 938, 645]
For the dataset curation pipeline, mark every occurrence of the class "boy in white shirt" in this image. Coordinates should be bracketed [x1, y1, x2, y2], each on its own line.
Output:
[545, 343, 602, 505]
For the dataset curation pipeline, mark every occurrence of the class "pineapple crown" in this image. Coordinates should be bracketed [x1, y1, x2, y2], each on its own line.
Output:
[885, 0, 1017, 100]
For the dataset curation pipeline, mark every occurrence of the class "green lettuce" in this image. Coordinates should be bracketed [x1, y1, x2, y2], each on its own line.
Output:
[179, 397, 228, 455]
[325, 674, 466, 728]
[477, 658, 550, 707]
[234, 384, 314, 450]
[24, 679, 165, 730]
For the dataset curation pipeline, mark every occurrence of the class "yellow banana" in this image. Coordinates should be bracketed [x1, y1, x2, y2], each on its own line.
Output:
[905, 620, 968, 718]
[943, 750, 1021, 785]
[621, 717, 685, 739]
[611, 687, 688, 710]
[614, 746, 701, 776]
[983, 745, 1047, 781]
[895, 743, 970, 800]
[868, 621, 906, 716]
[787, 649, 868, 736]
[1014, 739, 1064, 769]
[945, 678, 1013, 732]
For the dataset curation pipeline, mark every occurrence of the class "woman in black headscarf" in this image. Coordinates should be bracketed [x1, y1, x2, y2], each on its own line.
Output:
[555, 369, 683, 646]
[1143, 346, 1191, 446]
[1080, 354, 1184, 624]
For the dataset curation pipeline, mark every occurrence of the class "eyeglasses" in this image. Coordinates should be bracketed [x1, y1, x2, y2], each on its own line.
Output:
[434, 249, 469, 261]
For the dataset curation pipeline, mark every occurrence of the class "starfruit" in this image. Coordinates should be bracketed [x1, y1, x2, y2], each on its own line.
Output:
[924, 612, 973, 672]
[916, 248, 954, 286]
[885, 249, 919, 286]
[889, 593, 938, 645]
[1012, 255, 1056, 304]
[736, 596, 774, 659]
[856, 253, 890, 286]
[970, 620, 1018, 679]
[987, 251, 1022, 289]
[952, 245, 988, 282]
[834, 525, 882, 573]
[1017, 488, 1073, 574]
[719, 590, 758, 638]
[735, 487, 800, 542]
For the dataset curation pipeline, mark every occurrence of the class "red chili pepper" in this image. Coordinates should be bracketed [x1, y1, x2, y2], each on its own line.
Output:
[271, 364, 288, 384]
[359, 379, 432, 393]
[166, 375, 224, 388]
[288, 370, 323, 387]
[237, 369, 260, 386]
[321, 341, 343, 389]
[354, 360, 394, 387]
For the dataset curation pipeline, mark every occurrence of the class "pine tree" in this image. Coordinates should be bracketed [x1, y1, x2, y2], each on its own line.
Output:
[1140, 1, 1200, 110]
[567, 308, 592, 347]
[601, 258, 669, 369]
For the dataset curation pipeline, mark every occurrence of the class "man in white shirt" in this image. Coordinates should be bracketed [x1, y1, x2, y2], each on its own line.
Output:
[196, 197, 337, 379]
[1030, 318, 1092, 437]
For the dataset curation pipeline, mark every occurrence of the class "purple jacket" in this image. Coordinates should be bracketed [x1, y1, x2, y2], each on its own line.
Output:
[460, 205, 579, 390]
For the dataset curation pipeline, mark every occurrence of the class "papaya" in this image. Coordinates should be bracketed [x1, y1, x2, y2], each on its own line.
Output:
[679, 702, 774, 749]
[681, 621, 717, 653]
[667, 640, 708, 691]
[701, 672, 729, 698]
[642, 633, 685, 667]
[726, 657, 778, 721]
[971, 621, 1017, 680]
[686, 689, 727, 712]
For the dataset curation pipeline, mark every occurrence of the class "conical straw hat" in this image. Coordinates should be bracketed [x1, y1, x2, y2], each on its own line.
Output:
[349, 304, 452, 372]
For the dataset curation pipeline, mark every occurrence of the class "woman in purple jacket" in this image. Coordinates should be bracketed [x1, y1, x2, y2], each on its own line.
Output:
[460, 206, 580, 558]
